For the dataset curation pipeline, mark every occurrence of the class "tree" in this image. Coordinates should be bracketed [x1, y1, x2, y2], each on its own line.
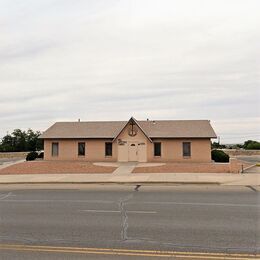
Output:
[243, 140, 260, 150]
[0, 134, 14, 152]
[26, 129, 43, 151]
[12, 129, 27, 152]
[0, 129, 43, 152]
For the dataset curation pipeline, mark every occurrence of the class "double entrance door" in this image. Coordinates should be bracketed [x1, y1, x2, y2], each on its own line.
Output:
[118, 141, 147, 162]
[127, 142, 146, 162]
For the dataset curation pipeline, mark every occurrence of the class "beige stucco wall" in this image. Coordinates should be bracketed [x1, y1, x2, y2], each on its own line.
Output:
[147, 138, 212, 163]
[44, 139, 117, 161]
[43, 136, 212, 163]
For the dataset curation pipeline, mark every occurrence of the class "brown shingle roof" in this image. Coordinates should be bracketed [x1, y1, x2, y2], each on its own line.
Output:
[40, 119, 217, 139]
[139, 120, 217, 138]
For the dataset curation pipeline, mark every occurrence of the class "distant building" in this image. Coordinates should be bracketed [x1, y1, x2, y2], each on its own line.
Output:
[40, 117, 217, 162]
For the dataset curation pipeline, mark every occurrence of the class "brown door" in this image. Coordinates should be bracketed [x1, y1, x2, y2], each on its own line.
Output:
[128, 143, 138, 161]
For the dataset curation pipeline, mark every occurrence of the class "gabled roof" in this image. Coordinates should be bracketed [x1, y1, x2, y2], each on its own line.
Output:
[40, 118, 217, 139]
[40, 121, 126, 139]
[112, 117, 152, 142]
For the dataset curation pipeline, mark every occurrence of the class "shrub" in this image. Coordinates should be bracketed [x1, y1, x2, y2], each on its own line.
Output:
[38, 152, 44, 159]
[211, 149, 229, 162]
[26, 151, 38, 161]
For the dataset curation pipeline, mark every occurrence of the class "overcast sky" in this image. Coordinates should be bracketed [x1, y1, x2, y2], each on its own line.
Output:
[0, 0, 259, 143]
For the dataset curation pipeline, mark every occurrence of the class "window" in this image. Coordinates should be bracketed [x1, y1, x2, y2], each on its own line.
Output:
[105, 142, 112, 156]
[183, 142, 191, 157]
[154, 142, 161, 156]
[52, 142, 59, 157]
[78, 142, 85, 156]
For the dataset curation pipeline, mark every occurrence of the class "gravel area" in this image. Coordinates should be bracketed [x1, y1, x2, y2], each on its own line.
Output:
[133, 161, 252, 173]
[0, 161, 116, 174]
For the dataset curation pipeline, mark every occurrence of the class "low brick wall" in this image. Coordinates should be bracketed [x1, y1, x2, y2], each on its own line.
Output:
[0, 152, 29, 159]
[223, 149, 260, 156]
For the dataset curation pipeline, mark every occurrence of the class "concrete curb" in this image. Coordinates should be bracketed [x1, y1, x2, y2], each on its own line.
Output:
[0, 181, 220, 185]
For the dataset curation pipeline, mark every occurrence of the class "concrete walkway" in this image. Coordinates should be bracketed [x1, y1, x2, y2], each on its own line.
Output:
[93, 162, 165, 168]
[0, 172, 259, 186]
[94, 162, 166, 175]
[112, 162, 137, 175]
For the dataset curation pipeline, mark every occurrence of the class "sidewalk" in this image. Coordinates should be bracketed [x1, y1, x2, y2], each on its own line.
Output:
[0, 172, 259, 186]
[0, 161, 259, 186]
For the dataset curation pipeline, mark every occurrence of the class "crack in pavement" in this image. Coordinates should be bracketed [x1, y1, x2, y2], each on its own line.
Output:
[118, 185, 143, 241]
[118, 194, 133, 241]
[118, 185, 141, 241]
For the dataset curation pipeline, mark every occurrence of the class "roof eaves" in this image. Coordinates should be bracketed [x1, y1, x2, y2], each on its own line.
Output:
[40, 136, 114, 139]
[150, 135, 217, 139]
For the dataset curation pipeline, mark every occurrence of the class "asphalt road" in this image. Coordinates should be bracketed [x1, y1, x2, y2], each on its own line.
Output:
[0, 184, 259, 259]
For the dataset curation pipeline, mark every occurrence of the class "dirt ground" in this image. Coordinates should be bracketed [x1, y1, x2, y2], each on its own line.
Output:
[0, 161, 116, 174]
[133, 160, 252, 173]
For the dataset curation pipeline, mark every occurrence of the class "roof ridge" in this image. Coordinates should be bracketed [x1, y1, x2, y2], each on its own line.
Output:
[139, 119, 210, 122]
[55, 119, 210, 123]
[55, 121, 127, 123]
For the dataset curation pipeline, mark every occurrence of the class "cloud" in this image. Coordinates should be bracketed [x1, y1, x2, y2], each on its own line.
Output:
[0, 0, 259, 143]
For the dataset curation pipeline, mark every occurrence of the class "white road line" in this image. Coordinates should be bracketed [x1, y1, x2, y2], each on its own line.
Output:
[0, 199, 114, 203]
[127, 210, 157, 214]
[130, 201, 260, 208]
[79, 209, 157, 214]
[80, 210, 120, 213]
